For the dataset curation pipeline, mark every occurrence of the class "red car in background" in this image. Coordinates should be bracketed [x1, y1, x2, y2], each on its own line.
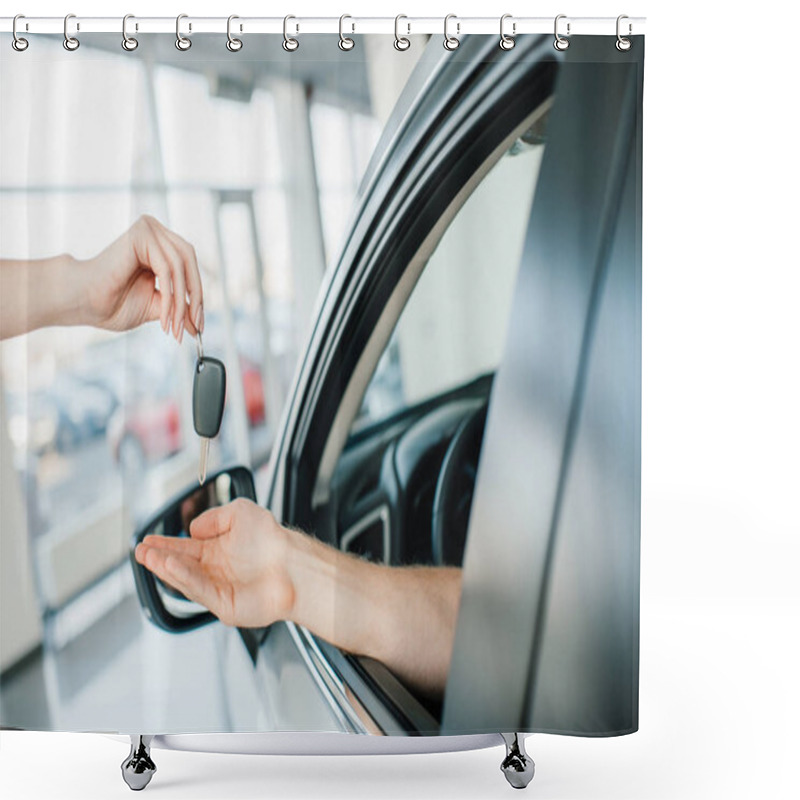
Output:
[108, 356, 265, 475]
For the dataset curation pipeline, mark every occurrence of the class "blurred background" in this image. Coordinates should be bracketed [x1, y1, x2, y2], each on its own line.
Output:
[0, 32, 424, 731]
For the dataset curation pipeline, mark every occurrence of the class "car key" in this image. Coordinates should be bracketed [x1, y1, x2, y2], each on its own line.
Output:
[193, 331, 226, 486]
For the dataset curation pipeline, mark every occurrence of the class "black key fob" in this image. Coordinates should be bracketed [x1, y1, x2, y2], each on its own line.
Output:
[192, 357, 226, 439]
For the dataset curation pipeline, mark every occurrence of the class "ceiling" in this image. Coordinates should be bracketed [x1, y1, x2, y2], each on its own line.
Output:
[77, 33, 374, 110]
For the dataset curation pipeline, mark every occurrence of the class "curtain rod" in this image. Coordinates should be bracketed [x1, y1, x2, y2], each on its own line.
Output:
[0, 16, 646, 37]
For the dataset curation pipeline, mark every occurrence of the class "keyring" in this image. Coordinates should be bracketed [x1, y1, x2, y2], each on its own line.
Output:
[554, 14, 570, 51]
[616, 14, 632, 51]
[394, 14, 410, 51]
[175, 13, 192, 51]
[63, 13, 80, 51]
[12, 14, 29, 51]
[499, 14, 516, 51]
[196, 330, 204, 363]
[443, 14, 460, 51]
[283, 15, 299, 51]
[122, 14, 138, 51]
[338, 14, 355, 51]
[226, 14, 243, 52]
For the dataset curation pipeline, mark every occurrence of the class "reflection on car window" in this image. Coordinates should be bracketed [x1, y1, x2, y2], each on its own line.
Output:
[352, 124, 547, 433]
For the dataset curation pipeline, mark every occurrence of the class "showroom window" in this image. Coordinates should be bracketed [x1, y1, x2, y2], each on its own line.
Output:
[0, 45, 322, 614]
[310, 100, 381, 264]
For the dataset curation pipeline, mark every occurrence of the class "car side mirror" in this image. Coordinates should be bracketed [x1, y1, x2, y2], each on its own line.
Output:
[129, 465, 257, 633]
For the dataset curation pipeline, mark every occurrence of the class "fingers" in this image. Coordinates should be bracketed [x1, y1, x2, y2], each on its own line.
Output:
[158, 234, 187, 343]
[163, 227, 203, 335]
[137, 546, 218, 614]
[138, 234, 174, 335]
[183, 312, 198, 338]
[141, 271, 195, 336]
[136, 534, 203, 560]
[189, 504, 235, 540]
[133, 216, 203, 343]
[138, 272, 162, 325]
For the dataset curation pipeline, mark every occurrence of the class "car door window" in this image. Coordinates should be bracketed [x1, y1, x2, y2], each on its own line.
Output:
[351, 124, 547, 435]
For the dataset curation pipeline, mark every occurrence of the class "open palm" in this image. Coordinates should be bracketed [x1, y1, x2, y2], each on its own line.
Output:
[134, 498, 295, 629]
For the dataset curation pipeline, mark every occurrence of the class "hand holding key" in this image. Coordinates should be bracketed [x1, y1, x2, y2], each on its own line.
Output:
[193, 331, 226, 485]
[84, 215, 203, 342]
[0, 215, 203, 341]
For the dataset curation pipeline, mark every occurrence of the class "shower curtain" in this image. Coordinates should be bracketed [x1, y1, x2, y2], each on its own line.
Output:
[0, 21, 643, 742]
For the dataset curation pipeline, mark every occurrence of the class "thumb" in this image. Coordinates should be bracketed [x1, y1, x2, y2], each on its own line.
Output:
[141, 272, 166, 324]
[190, 503, 234, 540]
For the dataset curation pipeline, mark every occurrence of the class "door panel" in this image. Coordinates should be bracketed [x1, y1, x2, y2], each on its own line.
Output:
[442, 37, 643, 735]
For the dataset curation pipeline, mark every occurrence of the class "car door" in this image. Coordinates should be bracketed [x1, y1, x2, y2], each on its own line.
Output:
[236, 33, 560, 734]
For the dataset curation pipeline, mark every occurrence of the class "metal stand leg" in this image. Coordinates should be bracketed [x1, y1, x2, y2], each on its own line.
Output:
[121, 735, 156, 791]
[500, 733, 535, 789]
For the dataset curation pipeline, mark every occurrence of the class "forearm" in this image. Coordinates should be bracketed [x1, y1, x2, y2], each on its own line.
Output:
[0, 255, 88, 338]
[284, 529, 462, 698]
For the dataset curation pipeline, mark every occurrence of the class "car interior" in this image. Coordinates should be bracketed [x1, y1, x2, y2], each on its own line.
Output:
[331, 377, 491, 569]
[306, 381, 493, 725]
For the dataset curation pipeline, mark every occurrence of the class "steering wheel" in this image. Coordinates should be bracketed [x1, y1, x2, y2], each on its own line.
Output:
[431, 405, 488, 566]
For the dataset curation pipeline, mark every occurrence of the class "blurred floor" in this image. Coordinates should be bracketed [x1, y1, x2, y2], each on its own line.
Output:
[0, 578, 231, 734]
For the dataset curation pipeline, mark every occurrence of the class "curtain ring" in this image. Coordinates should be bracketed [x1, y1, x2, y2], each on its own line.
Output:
[283, 15, 299, 51]
[12, 15, 29, 52]
[175, 14, 192, 51]
[339, 14, 355, 51]
[499, 14, 515, 50]
[554, 14, 570, 51]
[63, 13, 79, 51]
[394, 14, 411, 53]
[394, 15, 410, 51]
[227, 15, 243, 52]
[443, 14, 460, 51]
[616, 14, 632, 51]
[122, 14, 139, 51]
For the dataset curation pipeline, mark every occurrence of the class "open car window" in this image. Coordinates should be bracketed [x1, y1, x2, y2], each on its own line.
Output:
[322, 112, 551, 725]
[351, 123, 547, 436]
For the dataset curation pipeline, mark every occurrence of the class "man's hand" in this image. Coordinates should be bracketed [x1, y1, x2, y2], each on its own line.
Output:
[134, 498, 295, 628]
[134, 495, 462, 698]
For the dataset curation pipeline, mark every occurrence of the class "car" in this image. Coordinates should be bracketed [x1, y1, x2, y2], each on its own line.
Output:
[127, 33, 641, 790]
[7, 373, 118, 456]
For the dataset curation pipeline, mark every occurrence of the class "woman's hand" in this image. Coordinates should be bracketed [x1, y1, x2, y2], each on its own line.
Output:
[134, 498, 295, 628]
[82, 215, 203, 342]
[1, 215, 203, 341]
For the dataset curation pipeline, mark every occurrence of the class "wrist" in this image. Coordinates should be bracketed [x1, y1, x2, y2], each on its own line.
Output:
[283, 528, 384, 658]
[283, 529, 337, 631]
[51, 253, 90, 327]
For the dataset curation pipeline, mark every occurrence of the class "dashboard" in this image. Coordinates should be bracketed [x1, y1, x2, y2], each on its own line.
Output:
[328, 375, 493, 568]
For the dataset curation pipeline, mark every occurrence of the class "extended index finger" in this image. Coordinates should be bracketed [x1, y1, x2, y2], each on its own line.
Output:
[189, 504, 234, 540]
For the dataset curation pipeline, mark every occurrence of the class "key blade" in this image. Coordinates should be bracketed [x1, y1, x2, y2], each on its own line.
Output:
[198, 438, 210, 486]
